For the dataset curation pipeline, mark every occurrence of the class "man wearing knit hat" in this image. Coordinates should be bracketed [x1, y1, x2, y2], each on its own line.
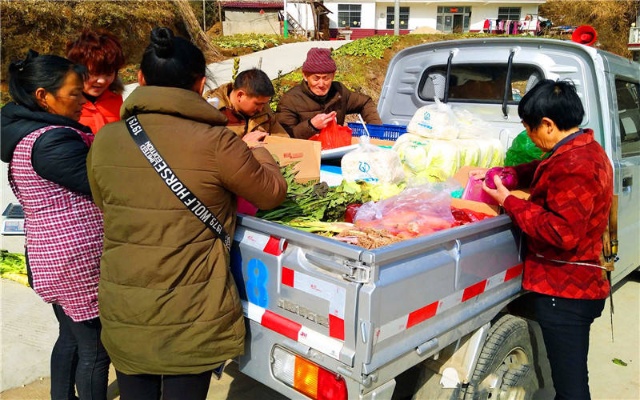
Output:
[276, 47, 382, 139]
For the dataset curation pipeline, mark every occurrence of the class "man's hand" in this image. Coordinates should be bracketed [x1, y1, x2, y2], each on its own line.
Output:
[310, 111, 337, 130]
[243, 130, 268, 148]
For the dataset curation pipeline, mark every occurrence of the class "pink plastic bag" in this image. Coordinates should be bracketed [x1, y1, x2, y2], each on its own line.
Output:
[237, 197, 258, 216]
[461, 177, 498, 206]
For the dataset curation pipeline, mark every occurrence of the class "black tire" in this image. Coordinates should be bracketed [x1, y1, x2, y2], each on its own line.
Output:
[463, 314, 539, 400]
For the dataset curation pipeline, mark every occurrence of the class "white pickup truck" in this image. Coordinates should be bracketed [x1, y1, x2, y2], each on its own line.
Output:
[230, 38, 640, 399]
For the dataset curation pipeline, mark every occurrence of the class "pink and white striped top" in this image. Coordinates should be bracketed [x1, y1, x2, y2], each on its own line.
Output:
[8, 125, 104, 322]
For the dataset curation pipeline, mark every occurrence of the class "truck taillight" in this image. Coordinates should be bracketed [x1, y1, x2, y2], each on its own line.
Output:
[271, 347, 347, 400]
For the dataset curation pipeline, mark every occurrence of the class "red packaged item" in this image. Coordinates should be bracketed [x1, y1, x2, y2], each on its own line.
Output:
[344, 203, 362, 223]
[313, 120, 352, 150]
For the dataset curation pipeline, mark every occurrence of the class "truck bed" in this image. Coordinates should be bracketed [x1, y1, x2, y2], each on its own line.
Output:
[230, 212, 524, 396]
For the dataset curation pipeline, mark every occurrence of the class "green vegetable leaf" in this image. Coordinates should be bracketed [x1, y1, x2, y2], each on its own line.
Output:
[612, 358, 628, 366]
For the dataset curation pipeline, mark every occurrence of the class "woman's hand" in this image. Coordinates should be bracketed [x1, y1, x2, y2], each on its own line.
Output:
[482, 174, 512, 206]
[243, 130, 268, 149]
[468, 168, 489, 180]
[310, 111, 337, 130]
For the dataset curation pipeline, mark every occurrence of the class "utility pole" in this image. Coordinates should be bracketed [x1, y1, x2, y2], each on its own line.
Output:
[283, 0, 289, 38]
[394, 0, 400, 35]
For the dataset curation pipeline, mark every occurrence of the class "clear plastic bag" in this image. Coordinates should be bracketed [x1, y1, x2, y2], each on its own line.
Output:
[354, 185, 454, 239]
[341, 136, 405, 184]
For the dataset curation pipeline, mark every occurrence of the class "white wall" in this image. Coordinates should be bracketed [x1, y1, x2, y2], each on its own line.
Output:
[325, 2, 378, 30]
[287, 3, 316, 32]
[325, 1, 543, 32]
[223, 10, 280, 36]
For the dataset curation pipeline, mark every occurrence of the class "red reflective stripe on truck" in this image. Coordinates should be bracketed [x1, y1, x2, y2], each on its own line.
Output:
[462, 280, 488, 301]
[282, 267, 294, 287]
[243, 301, 344, 360]
[263, 236, 283, 256]
[329, 314, 345, 340]
[375, 264, 524, 344]
[261, 309, 302, 341]
[406, 301, 438, 328]
[505, 263, 524, 281]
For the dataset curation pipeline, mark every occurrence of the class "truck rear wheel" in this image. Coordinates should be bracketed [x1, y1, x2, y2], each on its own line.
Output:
[462, 314, 538, 400]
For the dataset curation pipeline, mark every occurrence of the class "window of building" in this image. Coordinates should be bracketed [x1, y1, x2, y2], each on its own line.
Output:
[386, 7, 409, 30]
[338, 4, 361, 28]
[616, 78, 640, 157]
[498, 7, 521, 20]
[435, 6, 471, 33]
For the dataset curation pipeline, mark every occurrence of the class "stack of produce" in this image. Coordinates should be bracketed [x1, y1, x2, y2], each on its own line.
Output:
[257, 164, 494, 249]
[393, 100, 505, 183]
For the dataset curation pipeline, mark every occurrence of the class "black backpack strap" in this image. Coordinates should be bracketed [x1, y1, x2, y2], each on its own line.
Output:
[125, 115, 231, 252]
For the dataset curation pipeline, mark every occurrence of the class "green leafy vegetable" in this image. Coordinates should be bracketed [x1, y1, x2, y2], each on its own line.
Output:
[256, 164, 371, 223]
[0, 250, 26, 275]
[612, 358, 628, 366]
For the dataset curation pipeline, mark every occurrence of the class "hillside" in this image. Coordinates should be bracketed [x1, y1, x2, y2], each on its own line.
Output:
[1, 0, 637, 108]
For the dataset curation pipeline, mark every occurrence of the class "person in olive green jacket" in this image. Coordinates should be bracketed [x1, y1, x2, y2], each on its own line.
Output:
[276, 47, 382, 139]
[87, 27, 287, 400]
[205, 68, 288, 146]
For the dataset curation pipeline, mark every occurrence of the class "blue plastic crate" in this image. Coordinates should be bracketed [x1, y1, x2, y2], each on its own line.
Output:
[347, 123, 407, 141]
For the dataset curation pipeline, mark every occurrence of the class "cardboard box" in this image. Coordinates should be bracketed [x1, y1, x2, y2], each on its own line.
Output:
[263, 136, 321, 183]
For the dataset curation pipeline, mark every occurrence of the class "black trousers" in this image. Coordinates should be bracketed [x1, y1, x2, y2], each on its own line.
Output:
[532, 293, 605, 400]
[50, 304, 110, 400]
[115, 369, 213, 400]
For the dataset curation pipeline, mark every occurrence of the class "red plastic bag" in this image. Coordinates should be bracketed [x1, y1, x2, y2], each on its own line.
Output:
[313, 120, 352, 150]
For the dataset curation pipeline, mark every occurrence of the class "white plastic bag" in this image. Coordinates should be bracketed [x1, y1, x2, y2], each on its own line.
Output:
[407, 98, 459, 140]
[341, 136, 405, 184]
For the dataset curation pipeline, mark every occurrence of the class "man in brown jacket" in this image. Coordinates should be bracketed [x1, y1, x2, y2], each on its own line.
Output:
[276, 47, 382, 139]
[206, 68, 288, 146]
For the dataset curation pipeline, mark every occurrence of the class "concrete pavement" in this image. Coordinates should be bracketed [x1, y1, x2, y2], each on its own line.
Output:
[2, 274, 638, 399]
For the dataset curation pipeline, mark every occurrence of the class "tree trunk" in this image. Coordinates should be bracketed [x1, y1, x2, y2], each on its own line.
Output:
[174, 0, 223, 61]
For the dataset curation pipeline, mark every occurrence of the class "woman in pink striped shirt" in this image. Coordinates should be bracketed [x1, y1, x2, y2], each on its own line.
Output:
[1, 50, 109, 400]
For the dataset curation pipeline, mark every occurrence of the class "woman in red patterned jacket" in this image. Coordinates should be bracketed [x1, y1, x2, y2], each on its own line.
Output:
[478, 79, 613, 400]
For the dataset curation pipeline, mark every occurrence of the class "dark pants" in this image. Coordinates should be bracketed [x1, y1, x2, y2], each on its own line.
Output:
[115, 370, 214, 400]
[532, 294, 605, 400]
[51, 304, 110, 400]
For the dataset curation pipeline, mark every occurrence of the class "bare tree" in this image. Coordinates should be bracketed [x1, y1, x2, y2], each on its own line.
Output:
[174, 0, 223, 61]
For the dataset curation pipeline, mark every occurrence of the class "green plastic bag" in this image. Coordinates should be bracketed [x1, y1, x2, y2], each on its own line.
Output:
[505, 130, 544, 166]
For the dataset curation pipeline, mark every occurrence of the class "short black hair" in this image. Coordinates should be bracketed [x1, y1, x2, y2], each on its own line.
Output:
[8, 49, 86, 112]
[233, 68, 274, 98]
[518, 79, 585, 131]
[140, 27, 206, 90]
